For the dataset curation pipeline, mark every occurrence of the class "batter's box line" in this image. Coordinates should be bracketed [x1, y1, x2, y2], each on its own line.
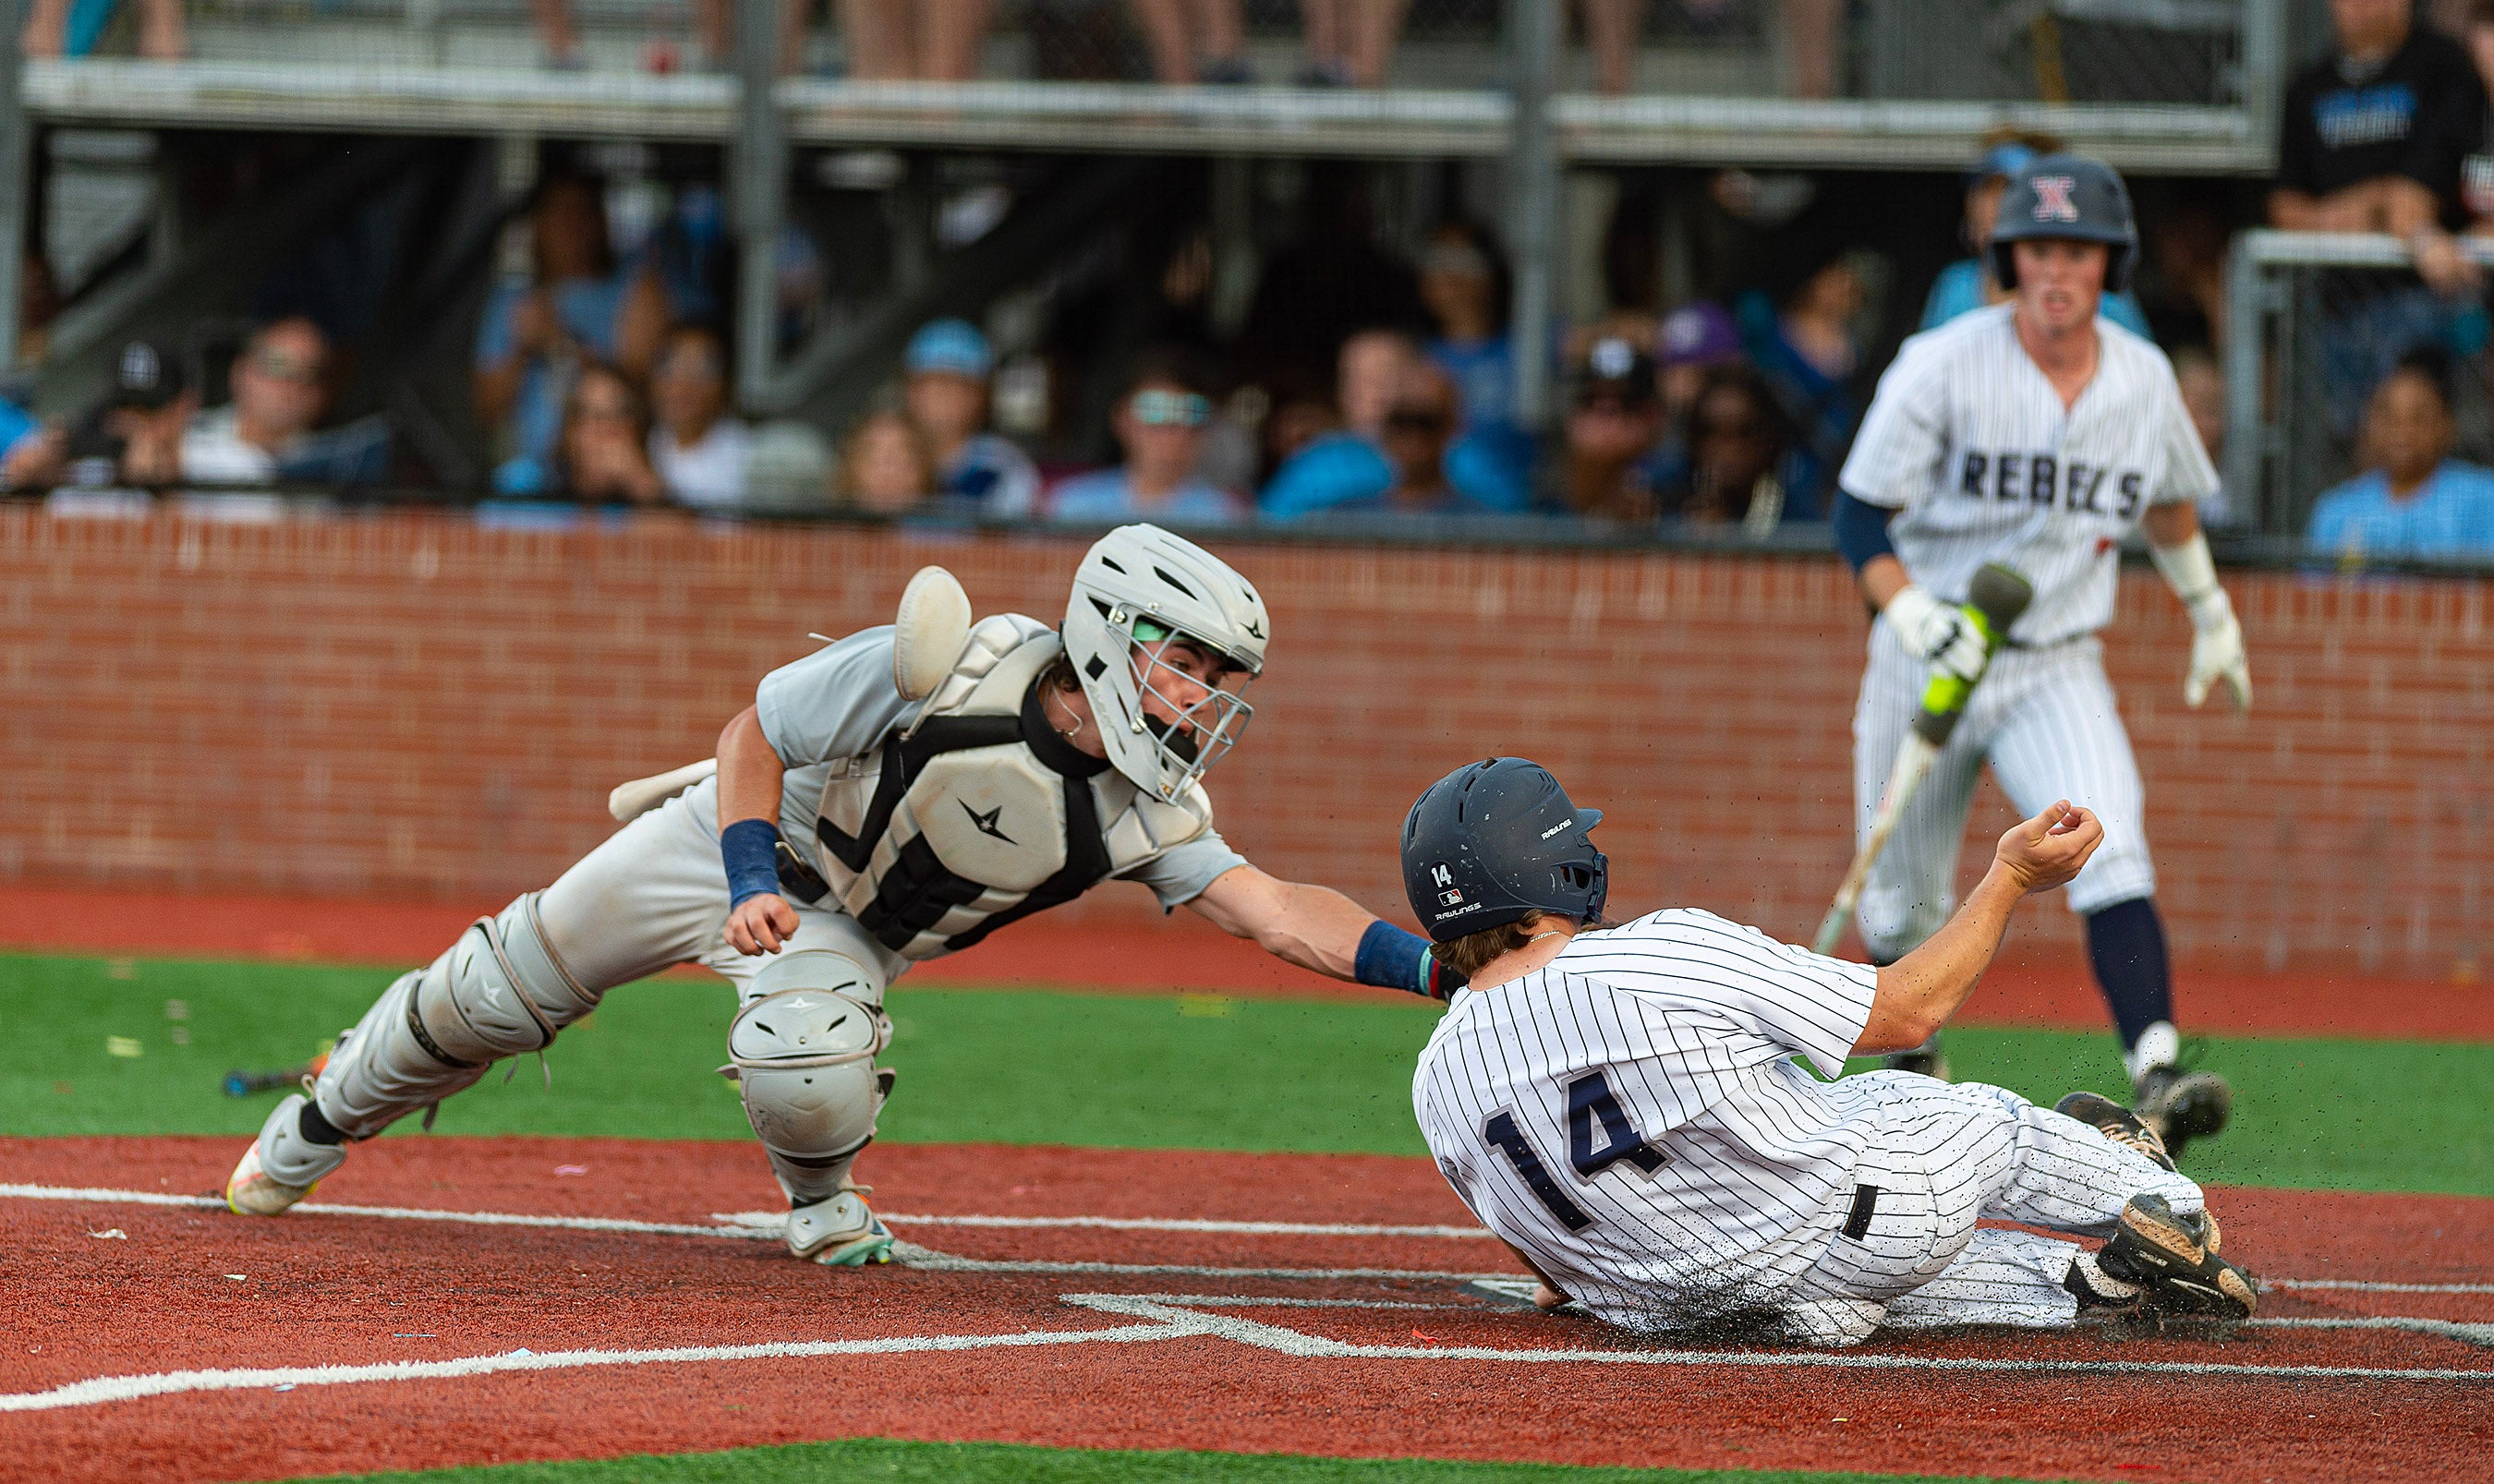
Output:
[5, 1182, 2489, 1297]
[5, 1292, 2491, 1415]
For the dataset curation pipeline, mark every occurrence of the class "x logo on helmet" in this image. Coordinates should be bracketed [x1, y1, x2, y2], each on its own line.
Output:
[2030, 176, 2080, 223]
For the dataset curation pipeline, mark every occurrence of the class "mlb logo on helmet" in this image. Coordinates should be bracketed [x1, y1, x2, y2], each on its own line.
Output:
[2031, 175, 2080, 223]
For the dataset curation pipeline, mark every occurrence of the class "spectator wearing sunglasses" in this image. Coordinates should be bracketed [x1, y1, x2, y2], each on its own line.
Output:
[1261, 330, 1530, 520]
[182, 318, 330, 486]
[1559, 337, 1667, 523]
[1048, 363, 1243, 525]
[1659, 363, 1800, 534]
[648, 325, 752, 511]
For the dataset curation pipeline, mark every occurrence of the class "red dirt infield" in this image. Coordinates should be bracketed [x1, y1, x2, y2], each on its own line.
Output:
[4, 884, 2491, 1041]
[2, 1135, 2488, 1484]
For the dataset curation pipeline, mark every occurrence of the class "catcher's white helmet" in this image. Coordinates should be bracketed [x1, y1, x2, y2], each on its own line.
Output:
[1061, 525, 1268, 802]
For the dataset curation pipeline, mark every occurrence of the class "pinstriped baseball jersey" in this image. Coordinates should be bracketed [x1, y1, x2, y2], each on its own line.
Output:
[1411, 909, 1882, 1329]
[1837, 305, 2216, 645]
[1410, 909, 2213, 1344]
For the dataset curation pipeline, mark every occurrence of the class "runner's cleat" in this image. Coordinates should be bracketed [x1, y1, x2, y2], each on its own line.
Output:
[2133, 1064, 2231, 1163]
[2097, 1194, 2257, 1320]
[2054, 1090, 2176, 1172]
[787, 1188, 895, 1267]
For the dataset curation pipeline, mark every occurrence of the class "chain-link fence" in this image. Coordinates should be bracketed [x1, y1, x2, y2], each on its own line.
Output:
[2225, 230, 2494, 541]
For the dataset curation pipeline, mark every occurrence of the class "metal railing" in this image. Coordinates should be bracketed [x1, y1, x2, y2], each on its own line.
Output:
[2225, 229, 2494, 539]
[18, 0, 2276, 168]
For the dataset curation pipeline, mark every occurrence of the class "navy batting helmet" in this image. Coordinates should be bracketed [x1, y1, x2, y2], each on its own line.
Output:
[1401, 758, 1608, 943]
[1990, 152, 2137, 294]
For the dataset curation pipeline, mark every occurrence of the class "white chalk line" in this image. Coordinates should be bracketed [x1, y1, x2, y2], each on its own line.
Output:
[0, 1318, 1191, 1414]
[6, 1290, 2490, 1415]
[1063, 1297, 2494, 1381]
[7, 1182, 2491, 1297]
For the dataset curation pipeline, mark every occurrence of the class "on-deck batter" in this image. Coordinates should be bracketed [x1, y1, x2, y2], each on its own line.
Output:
[1830, 151, 2251, 1156]
[1404, 756, 2258, 1346]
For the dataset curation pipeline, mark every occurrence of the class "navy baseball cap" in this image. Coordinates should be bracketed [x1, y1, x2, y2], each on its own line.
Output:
[903, 319, 993, 379]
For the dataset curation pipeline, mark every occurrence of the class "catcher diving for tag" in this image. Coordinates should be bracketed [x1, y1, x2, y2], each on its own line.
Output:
[1826, 152, 2250, 1158]
[224, 525, 1463, 1265]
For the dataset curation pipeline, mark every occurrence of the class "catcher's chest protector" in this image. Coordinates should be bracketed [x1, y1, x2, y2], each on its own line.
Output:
[811, 616, 1214, 959]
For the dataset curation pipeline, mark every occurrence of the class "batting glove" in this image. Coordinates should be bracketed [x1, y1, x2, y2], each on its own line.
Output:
[1884, 585, 1990, 685]
[2183, 591, 2252, 710]
[2151, 531, 2252, 712]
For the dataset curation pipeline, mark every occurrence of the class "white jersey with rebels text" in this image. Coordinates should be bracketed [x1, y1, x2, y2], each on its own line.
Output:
[1411, 909, 1881, 1330]
[1837, 305, 2216, 645]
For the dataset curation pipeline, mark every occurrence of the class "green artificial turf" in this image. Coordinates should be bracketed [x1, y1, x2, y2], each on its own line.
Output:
[305, 1436, 2070, 1484]
[6, 951, 2490, 1194]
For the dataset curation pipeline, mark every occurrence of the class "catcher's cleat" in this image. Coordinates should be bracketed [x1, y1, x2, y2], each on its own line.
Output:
[787, 1188, 895, 1267]
[1883, 1035, 1949, 1082]
[2133, 1064, 2231, 1162]
[2054, 1090, 2176, 1172]
[224, 1092, 332, 1217]
[2098, 1194, 2257, 1320]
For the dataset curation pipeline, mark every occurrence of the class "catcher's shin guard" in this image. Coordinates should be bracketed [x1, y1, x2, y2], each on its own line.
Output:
[726, 948, 894, 1209]
[312, 893, 600, 1140]
[2098, 1194, 2258, 1319]
[225, 1092, 345, 1215]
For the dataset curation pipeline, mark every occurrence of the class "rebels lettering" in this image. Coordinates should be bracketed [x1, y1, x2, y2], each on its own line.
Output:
[1959, 450, 2145, 517]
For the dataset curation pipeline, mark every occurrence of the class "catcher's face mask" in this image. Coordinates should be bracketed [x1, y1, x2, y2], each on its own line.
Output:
[1128, 616, 1253, 776]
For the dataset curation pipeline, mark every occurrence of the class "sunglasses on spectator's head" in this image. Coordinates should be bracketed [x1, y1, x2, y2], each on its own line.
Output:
[1131, 389, 1211, 428]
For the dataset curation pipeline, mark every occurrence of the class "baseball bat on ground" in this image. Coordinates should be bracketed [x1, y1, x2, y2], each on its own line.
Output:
[1810, 563, 2035, 957]
[222, 1050, 330, 1098]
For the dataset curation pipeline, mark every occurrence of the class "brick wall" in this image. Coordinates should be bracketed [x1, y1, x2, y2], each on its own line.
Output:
[4, 510, 2487, 980]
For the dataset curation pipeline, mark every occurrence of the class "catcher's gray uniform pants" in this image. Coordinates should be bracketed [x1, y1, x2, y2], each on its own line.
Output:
[1853, 621, 2156, 962]
[308, 777, 907, 1198]
[1776, 1071, 2204, 1345]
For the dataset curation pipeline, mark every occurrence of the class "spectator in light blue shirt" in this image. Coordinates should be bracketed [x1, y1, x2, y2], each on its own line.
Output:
[902, 318, 1042, 518]
[2307, 348, 2494, 561]
[1262, 329, 1530, 519]
[1048, 361, 1243, 525]
[476, 175, 667, 489]
[1920, 137, 2153, 338]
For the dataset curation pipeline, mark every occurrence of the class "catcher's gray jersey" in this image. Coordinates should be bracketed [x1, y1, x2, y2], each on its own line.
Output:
[757, 623, 1246, 932]
[1411, 909, 2208, 1345]
[1837, 305, 2216, 646]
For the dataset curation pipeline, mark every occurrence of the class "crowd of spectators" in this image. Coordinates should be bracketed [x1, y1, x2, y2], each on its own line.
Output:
[19, 0, 2494, 563]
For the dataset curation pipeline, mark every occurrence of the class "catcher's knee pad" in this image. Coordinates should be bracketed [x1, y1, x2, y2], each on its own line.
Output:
[727, 950, 894, 1193]
[315, 893, 598, 1139]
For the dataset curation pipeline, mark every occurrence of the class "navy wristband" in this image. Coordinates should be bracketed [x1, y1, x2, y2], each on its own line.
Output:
[720, 818, 785, 909]
[1355, 919, 1460, 999]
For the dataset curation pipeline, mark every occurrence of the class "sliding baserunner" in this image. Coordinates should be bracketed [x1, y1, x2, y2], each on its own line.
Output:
[1405, 756, 2256, 1346]
[226, 525, 1463, 1266]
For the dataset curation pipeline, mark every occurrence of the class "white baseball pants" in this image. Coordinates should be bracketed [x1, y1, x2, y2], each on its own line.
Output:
[1777, 1071, 2205, 1345]
[1852, 619, 2156, 961]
